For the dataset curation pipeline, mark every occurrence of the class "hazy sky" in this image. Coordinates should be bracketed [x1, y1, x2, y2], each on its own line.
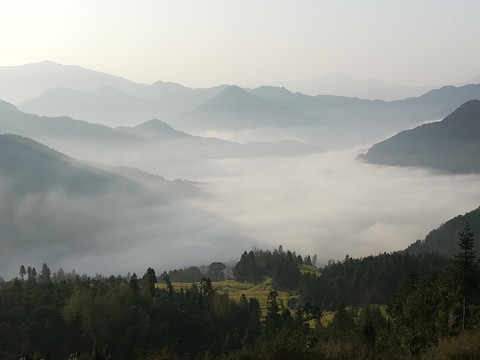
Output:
[1, 0, 480, 88]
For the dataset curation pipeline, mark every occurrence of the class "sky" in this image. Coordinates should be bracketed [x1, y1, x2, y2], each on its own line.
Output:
[1, 0, 480, 88]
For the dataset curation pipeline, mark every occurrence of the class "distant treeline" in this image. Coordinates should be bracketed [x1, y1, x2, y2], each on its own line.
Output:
[162, 262, 229, 283]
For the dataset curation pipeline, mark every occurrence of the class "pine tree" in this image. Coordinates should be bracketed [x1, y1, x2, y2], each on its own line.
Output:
[452, 222, 479, 330]
[39, 263, 51, 283]
[19, 265, 26, 281]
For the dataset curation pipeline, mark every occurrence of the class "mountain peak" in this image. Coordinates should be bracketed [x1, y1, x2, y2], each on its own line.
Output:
[134, 119, 183, 133]
[127, 119, 189, 139]
[217, 85, 248, 96]
[443, 99, 480, 125]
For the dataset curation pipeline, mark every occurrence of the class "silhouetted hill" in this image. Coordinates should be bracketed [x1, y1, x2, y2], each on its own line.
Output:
[20, 84, 223, 127]
[250, 85, 388, 123]
[175, 85, 309, 129]
[405, 206, 480, 256]
[117, 119, 190, 139]
[0, 134, 116, 195]
[0, 61, 142, 104]
[0, 100, 321, 169]
[272, 72, 434, 100]
[0, 99, 140, 144]
[359, 100, 480, 173]
[0, 133, 197, 202]
[388, 84, 480, 121]
[132, 80, 226, 99]
[0, 134, 255, 278]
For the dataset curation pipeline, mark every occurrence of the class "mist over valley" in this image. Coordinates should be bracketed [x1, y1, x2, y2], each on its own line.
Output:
[1, 62, 480, 280]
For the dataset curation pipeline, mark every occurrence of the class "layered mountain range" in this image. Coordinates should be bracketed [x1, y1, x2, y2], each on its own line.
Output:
[0, 99, 322, 172]
[1, 61, 480, 150]
[1, 61, 480, 278]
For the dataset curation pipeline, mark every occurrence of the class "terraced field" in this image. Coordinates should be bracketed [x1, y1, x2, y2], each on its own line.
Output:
[157, 266, 321, 316]
[158, 277, 295, 314]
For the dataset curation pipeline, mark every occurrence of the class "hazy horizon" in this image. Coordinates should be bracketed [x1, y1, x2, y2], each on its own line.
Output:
[1, 1, 480, 90]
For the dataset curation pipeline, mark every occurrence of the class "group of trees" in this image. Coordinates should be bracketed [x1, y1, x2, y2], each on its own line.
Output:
[299, 252, 450, 309]
[161, 262, 228, 283]
[1, 223, 479, 359]
[232, 246, 313, 289]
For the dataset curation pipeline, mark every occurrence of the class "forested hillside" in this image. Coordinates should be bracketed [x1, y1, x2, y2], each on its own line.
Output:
[360, 100, 480, 173]
[2, 224, 480, 360]
[406, 206, 480, 255]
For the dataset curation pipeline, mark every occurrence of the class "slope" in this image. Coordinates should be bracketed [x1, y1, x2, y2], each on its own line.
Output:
[359, 100, 480, 173]
[0, 134, 252, 279]
[405, 206, 480, 256]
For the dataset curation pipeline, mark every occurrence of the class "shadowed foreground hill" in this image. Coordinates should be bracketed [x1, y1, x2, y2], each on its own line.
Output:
[359, 100, 480, 173]
[0, 134, 251, 278]
[406, 206, 480, 256]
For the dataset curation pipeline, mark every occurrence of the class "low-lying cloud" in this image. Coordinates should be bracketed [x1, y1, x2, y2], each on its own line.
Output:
[2, 144, 480, 280]
[193, 149, 480, 265]
[0, 176, 256, 280]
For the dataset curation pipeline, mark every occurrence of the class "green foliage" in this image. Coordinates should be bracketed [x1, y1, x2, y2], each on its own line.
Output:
[300, 251, 449, 310]
[206, 262, 228, 281]
[162, 266, 204, 283]
[232, 247, 305, 290]
[450, 222, 480, 330]
[451, 222, 479, 298]
[3, 241, 480, 359]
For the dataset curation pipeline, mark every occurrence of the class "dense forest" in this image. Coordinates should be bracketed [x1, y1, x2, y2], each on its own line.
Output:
[1, 223, 480, 360]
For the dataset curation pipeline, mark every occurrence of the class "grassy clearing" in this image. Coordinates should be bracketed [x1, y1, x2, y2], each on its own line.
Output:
[157, 277, 294, 314]
[299, 264, 321, 277]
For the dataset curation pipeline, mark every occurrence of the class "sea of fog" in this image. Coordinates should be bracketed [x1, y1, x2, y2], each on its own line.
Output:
[187, 149, 480, 265]
[3, 142, 480, 279]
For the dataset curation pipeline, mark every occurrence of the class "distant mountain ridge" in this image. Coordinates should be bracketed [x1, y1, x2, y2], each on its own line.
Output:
[359, 100, 480, 173]
[0, 61, 143, 104]
[19, 84, 224, 127]
[0, 99, 322, 168]
[175, 85, 309, 129]
[4, 61, 480, 150]
[272, 72, 436, 100]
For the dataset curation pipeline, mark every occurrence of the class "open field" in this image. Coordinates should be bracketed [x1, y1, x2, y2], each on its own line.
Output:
[157, 277, 295, 314]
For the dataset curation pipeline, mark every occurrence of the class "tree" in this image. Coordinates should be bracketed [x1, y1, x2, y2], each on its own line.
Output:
[129, 273, 140, 293]
[163, 274, 174, 299]
[205, 262, 227, 281]
[142, 267, 157, 296]
[264, 290, 282, 337]
[27, 266, 37, 282]
[451, 222, 480, 330]
[19, 265, 26, 281]
[39, 263, 51, 283]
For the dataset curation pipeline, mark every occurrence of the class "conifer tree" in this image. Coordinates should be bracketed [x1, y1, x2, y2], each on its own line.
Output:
[19, 265, 26, 281]
[452, 222, 479, 330]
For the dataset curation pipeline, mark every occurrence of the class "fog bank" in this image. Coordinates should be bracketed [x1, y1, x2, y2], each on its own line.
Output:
[193, 150, 480, 265]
